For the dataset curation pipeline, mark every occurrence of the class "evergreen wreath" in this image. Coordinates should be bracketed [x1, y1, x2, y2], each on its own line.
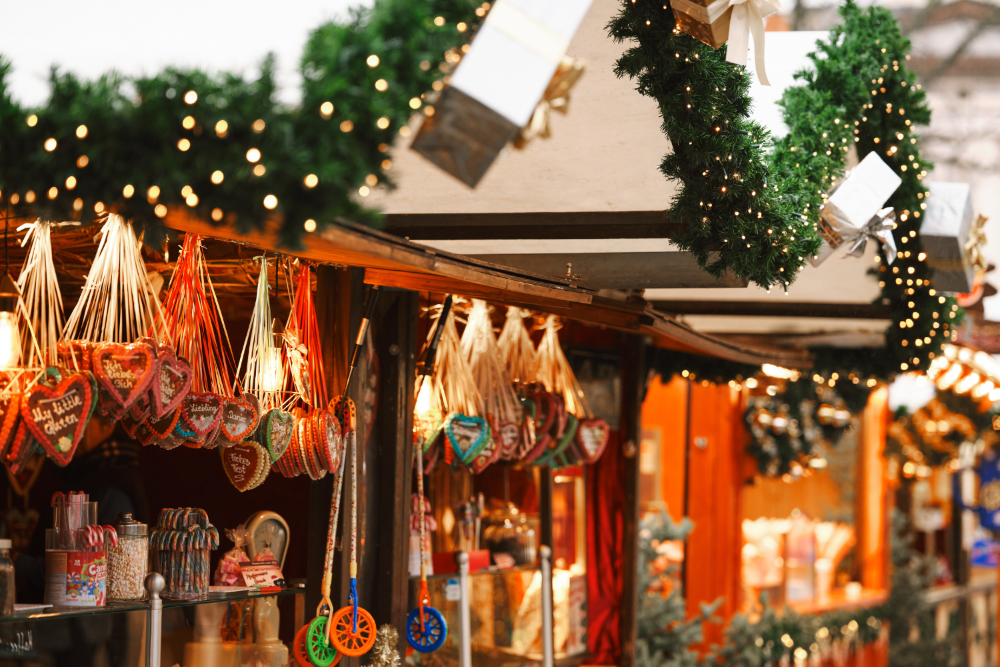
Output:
[610, 0, 963, 378]
[0, 0, 481, 246]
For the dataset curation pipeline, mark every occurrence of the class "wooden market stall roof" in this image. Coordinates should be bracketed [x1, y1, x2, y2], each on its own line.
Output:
[161, 211, 812, 369]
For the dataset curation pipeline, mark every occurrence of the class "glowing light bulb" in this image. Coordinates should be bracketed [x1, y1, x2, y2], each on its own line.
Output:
[0, 276, 21, 370]
[415, 377, 433, 415]
[261, 346, 284, 392]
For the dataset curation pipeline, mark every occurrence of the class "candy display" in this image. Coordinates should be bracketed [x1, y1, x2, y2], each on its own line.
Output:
[44, 492, 115, 607]
[214, 525, 251, 587]
[150, 508, 220, 600]
[106, 513, 149, 602]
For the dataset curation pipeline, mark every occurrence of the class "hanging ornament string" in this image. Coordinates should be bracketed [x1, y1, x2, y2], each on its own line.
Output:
[460, 299, 520, 426]
[533, 315, 591, 419]
[16, 220, 71, 368]
[283, 264, 327, 408]
[63, 213, 165, 345]
[424, 299, 481, 417]
[160, 234, 238, 396]
[497, 306, 537, 389]
[238, 257, 283, 410]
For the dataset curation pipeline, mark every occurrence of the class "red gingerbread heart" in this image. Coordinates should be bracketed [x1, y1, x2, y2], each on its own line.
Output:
[181, 393, 224, 437]
[21, 373, 94, 466]
[92, 342, 156, 409]
[0, 393, 21, 462]
[575, 419, 610, 464]
[220, 398, 259, 442]
[151, 351, 193, 418]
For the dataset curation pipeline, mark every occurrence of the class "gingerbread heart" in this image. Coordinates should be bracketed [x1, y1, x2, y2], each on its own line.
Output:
[147, 409, 181, 439]
[496, 420, 521, 461]
[529, 392, 558, 440]
[576, 418, 610, 464]
[92, 342, 156, 410]
[0, 393, 21, 462]
[57, 340, 93, 371]
[262, 408, 295, 462]
[535, 414, 578, 467]
[470, 420, 502, 474]
[316, 410, 342, 472]
[5, 422, 36, 473]
[444, 413, 491, 465]
[220, 398, 259, 442]
[21, 372, 94, 466]
[151, 352, 193, 418]
[221, 440, 269, 492]
[181, 393, 224, 437]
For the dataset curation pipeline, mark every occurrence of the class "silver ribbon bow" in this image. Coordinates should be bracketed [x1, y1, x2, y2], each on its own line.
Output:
[724, 0, 781, 86]
[844, 207, 897, 264]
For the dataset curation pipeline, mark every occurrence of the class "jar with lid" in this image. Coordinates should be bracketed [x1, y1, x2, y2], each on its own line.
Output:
[0, 539, 13, 616]
[107, 513, 148, 601]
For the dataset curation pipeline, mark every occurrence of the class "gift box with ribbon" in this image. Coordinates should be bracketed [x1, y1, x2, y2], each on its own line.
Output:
[919, 182, 985, 295]
[411, 0, 593, 187]
[669, 0, 780, 85]
[811, 152, 902, 267]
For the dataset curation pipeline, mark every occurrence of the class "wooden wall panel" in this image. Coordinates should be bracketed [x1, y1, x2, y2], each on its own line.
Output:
[685, 383, 746, 646]
[640, 376, 689, 522]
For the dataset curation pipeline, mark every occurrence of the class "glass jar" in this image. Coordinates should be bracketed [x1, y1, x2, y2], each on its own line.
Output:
[0, 539, 13, 617]
[107, 513, 148, 601]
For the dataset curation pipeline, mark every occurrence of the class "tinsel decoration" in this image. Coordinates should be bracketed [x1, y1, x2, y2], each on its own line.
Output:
[63, 213, 164, 344]
[496, 306, 537, 388]
[460, 299, 520, 426]
[238, 257, 283, 409]
[368, 624, 400, 667]
[16, 220, 67, 367]
[425, 300, 481, 417]
[532, 316, 591, 419]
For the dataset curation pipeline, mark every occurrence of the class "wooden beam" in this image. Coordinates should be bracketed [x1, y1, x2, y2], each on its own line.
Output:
[384, 211, 684, 240]
[641, 317, 814, 369]
[162, 209, 593, 306]
[651, 300, 893, 319]
[469, 252, 747, 289]
[620, 336, 645, 667]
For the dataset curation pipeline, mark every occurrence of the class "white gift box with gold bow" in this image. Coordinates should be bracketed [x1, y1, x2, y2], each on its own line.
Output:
[411, 0, 593, 187]
[811, 152, 902, 267]
[920, 182, 983, 294]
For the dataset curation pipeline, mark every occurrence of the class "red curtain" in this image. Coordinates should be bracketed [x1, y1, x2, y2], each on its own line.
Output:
[586, 428, 624, 664]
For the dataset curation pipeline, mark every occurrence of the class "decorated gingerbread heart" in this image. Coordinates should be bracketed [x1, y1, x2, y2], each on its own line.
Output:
[0, 393, 21, 462]
[470, 419, 502, 474]
[535, 414, 578, 467]
[21, 371, 95, 466]
[181, 393, 224, 438]
[151, 351, 193, 418]
[444, 413, 491, 465]
[496, 419, 521, 461]
[220, 397, 259, 442]
[147, 409, 181, 440]
[576, 418, 610, 464]
[92, 342, 156, 410]
[221, 440, 270, 492]
[261, 408, 295, 462]
[315, 410, 342, 472]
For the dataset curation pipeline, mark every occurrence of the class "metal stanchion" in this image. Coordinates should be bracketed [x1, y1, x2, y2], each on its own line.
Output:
[540, 545, 554, 667]
[145, 572, 165, 667]
[456, 551, 472, 667]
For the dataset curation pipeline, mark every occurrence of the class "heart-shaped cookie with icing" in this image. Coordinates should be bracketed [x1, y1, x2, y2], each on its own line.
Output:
[220, 397, 259, 442]
[535, 414, 579, 467]
[470, 419, 502, 474]
[147, 409, 181, 440]
[444, 413, 491, 465]
[221, 440, 269, 492]
[181, 393, 224, 439]
[151, 351, 193, 418]
[315, 410, 342, 472]
[92, 342, 156, 410]
[496, 419, 521, 461]
[21, 371, 94, 467]
[261, 408, 295, 462]
[575, 418, 610, 464]
[0, 393, 21, 461]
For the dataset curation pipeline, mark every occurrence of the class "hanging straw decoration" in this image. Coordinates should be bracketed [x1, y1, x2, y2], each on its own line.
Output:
[238, 257, 283, 410]
[63, 213, 164, 344]
[496, 307, 537, 388]
[283, 263, 327, 408]
[16, 220, 68, 368]
[532, 315, 592, 419]
[459, 300, 519, 425]
[160, 234, 238, 396]
[424, 301, 481, 418]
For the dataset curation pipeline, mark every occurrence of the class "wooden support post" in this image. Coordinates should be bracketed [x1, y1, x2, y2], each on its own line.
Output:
[620, 335, 645, 667]
[371, 289, 419, 663]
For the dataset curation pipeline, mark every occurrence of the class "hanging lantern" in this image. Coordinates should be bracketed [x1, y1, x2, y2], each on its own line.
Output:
[0, 274, 22, 370]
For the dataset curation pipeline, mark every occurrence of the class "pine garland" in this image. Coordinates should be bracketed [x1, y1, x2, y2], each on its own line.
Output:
[0, 0, 480, 246]
[609, 4, 818, 290]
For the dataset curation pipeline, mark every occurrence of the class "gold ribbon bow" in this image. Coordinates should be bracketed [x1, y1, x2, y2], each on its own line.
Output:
[966, 213, 989, 275]
[514, 57, 586, 149]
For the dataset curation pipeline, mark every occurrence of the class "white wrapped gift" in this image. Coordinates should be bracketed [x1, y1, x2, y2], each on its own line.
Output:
[920, 182, 979, 294]
[411, 0, 593, 187]
[811, 152, 902, 266]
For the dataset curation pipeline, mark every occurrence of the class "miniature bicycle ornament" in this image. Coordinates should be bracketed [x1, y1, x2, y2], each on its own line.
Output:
[406, 296, 452, 653]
